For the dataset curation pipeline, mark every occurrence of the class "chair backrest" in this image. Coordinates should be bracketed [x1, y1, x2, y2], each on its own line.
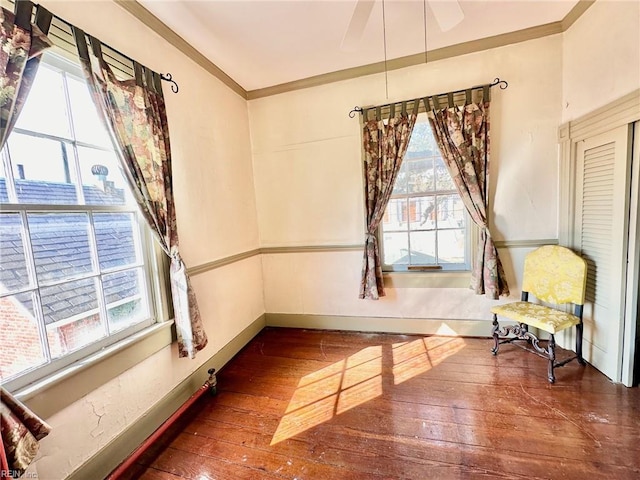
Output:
[522, 245, 588, 306]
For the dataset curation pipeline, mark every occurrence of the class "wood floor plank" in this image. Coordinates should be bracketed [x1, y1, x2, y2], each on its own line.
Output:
[135, 468, 184, 480]
[115, 328, 640, 480]
[208, 390, 638, 443]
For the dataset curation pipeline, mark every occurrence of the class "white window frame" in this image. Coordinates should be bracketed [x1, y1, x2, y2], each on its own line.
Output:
[0, 52, 164, 393]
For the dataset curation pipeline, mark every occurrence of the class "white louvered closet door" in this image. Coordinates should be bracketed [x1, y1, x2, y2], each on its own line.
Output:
[574, 125, 632, 382]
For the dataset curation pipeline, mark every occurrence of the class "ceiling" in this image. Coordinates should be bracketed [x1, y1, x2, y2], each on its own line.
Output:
[138, 0, 580, 92]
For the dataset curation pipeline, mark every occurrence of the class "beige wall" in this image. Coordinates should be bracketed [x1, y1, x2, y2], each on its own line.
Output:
[250, 34, 564, 324]
[27, 1, 263, 478]
[23, 1, 640, 477]
[562, 0, 640, 123]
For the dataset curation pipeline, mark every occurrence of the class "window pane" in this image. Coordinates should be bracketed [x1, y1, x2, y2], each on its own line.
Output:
[435, 158, 455, 191]
[77, 147, 128, 205]
[94, 213, 138, 270]
[67, 76, 112, 148]
[392, 170, 408, 195]
[405, 157, 434, 194]
[409, 196, 436, 231]
[382, 198, 406, 231]
[28, 213, 93, 283]
[8, 134, 79, 205]
[437, 195, 466, 228]
[437, 230, 466, 264]
[382, 232, 408, 265]
[0, 159, 9, 202]
[0, 291, 47, 379]
[409, 231, 437, 265]
[14, 65, 72, 139]
[0, 213, 30, 292]
[103, 268, 148, 333]
[41, 277, 103, 358]
[406, 121, 437, 156]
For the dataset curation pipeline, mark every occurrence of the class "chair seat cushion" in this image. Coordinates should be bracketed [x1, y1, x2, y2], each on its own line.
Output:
[491, 301, 580, 334]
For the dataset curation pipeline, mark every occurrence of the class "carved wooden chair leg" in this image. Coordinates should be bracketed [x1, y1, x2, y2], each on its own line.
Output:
[576, 323, 586, 365]
[547, 334, 556, 383]
[491, 314, 500, 355]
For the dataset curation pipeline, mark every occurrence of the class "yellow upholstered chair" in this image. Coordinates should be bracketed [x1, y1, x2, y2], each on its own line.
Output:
[490, 245, 588, 383]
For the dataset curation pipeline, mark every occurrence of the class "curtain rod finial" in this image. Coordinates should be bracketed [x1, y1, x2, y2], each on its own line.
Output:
[160, 73, 179, 93]
[492, 78, 508, 90]
[349, 106, 363, 118]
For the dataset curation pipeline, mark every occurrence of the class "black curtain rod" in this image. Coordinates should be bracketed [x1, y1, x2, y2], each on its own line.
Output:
[348, 77, 508, 118]
[24, 0, 179, 93]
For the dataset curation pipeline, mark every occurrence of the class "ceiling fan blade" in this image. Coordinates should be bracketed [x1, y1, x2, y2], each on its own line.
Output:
[429, 1, 464, 32]
[341, 0, 375, 51]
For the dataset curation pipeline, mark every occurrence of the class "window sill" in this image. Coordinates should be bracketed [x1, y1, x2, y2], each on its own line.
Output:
[14, 320, 174, 419]
[383, 271, 471, 288]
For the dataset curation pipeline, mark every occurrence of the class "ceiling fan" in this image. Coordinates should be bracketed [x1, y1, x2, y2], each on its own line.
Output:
[341, 0, 464, 51]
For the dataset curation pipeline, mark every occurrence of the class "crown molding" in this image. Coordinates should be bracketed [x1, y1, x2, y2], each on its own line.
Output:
[247, 21, 564, 100]
[561, 0, 596, 30]
[116, 0, 594, 101]
[113, 0, 247, 99]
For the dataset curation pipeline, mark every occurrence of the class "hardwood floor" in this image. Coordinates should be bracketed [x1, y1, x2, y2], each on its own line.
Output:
[118, 328, 640, 479]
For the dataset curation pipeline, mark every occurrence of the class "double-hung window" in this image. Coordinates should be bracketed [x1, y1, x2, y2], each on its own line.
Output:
[380, 113, 471, 271]
[0, 52, 157, 390]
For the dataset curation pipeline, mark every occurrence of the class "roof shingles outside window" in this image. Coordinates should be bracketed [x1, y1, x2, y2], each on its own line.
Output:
[0, 178, 136, 325]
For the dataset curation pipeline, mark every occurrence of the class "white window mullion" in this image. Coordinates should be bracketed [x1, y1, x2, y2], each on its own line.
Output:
[405, 196, 413, 267]
[21, 210, 51, 363]
[32, 286, 52, 363]
[134, 210, 154, 322]
[2, 146, 18, 203]
[434, 194, 440, 264]
[87, 211, 110, 337]
[61, 72, 87, 206]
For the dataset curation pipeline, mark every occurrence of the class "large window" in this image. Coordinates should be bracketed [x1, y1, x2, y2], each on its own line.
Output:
[380, 113, 470, 271]
[0, 53, 156, 390]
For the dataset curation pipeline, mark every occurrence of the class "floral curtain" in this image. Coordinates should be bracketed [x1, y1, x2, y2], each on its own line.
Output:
[73, 28, 208, 358]
[427, 101, 509, 299]
[0, 2, 52, 149]
[1, 387, 52, 478]
[0, 3, 53, 477]
[360, 113, 417, 299]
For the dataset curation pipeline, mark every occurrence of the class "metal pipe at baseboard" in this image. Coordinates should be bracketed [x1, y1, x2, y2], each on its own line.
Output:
[106, 368, 217, 479]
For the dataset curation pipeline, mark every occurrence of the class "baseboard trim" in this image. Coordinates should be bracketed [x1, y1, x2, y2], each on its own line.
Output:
[66, 313, 266, 480]
[265, 313, 495, 337]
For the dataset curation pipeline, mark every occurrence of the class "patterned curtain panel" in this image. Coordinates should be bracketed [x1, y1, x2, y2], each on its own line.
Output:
[0, 2, 52, 149]
[1, 387, 52, 478]
[427, 102, 509, 299]
[73, 28, 208, 358]
[0, 3, 53, 477]
[360, 114, 417, 299]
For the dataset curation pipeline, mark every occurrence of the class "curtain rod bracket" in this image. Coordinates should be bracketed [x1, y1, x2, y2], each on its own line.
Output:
[160, 73, 179, 93]
[348, 106, 363, 118]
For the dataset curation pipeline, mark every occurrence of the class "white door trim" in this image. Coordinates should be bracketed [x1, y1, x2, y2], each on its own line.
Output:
[558, 90, 640, 386]
[622, 121, 640, 386]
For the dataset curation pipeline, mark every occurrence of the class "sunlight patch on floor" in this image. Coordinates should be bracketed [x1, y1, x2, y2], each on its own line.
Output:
[271, 333, 465, 445]
[392, 327, 466, 385]
[271, 346, 382, 445]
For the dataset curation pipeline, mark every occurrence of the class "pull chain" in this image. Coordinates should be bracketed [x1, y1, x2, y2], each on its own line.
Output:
[382, 0, 389, 99]
[423, 0, 428, 64]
